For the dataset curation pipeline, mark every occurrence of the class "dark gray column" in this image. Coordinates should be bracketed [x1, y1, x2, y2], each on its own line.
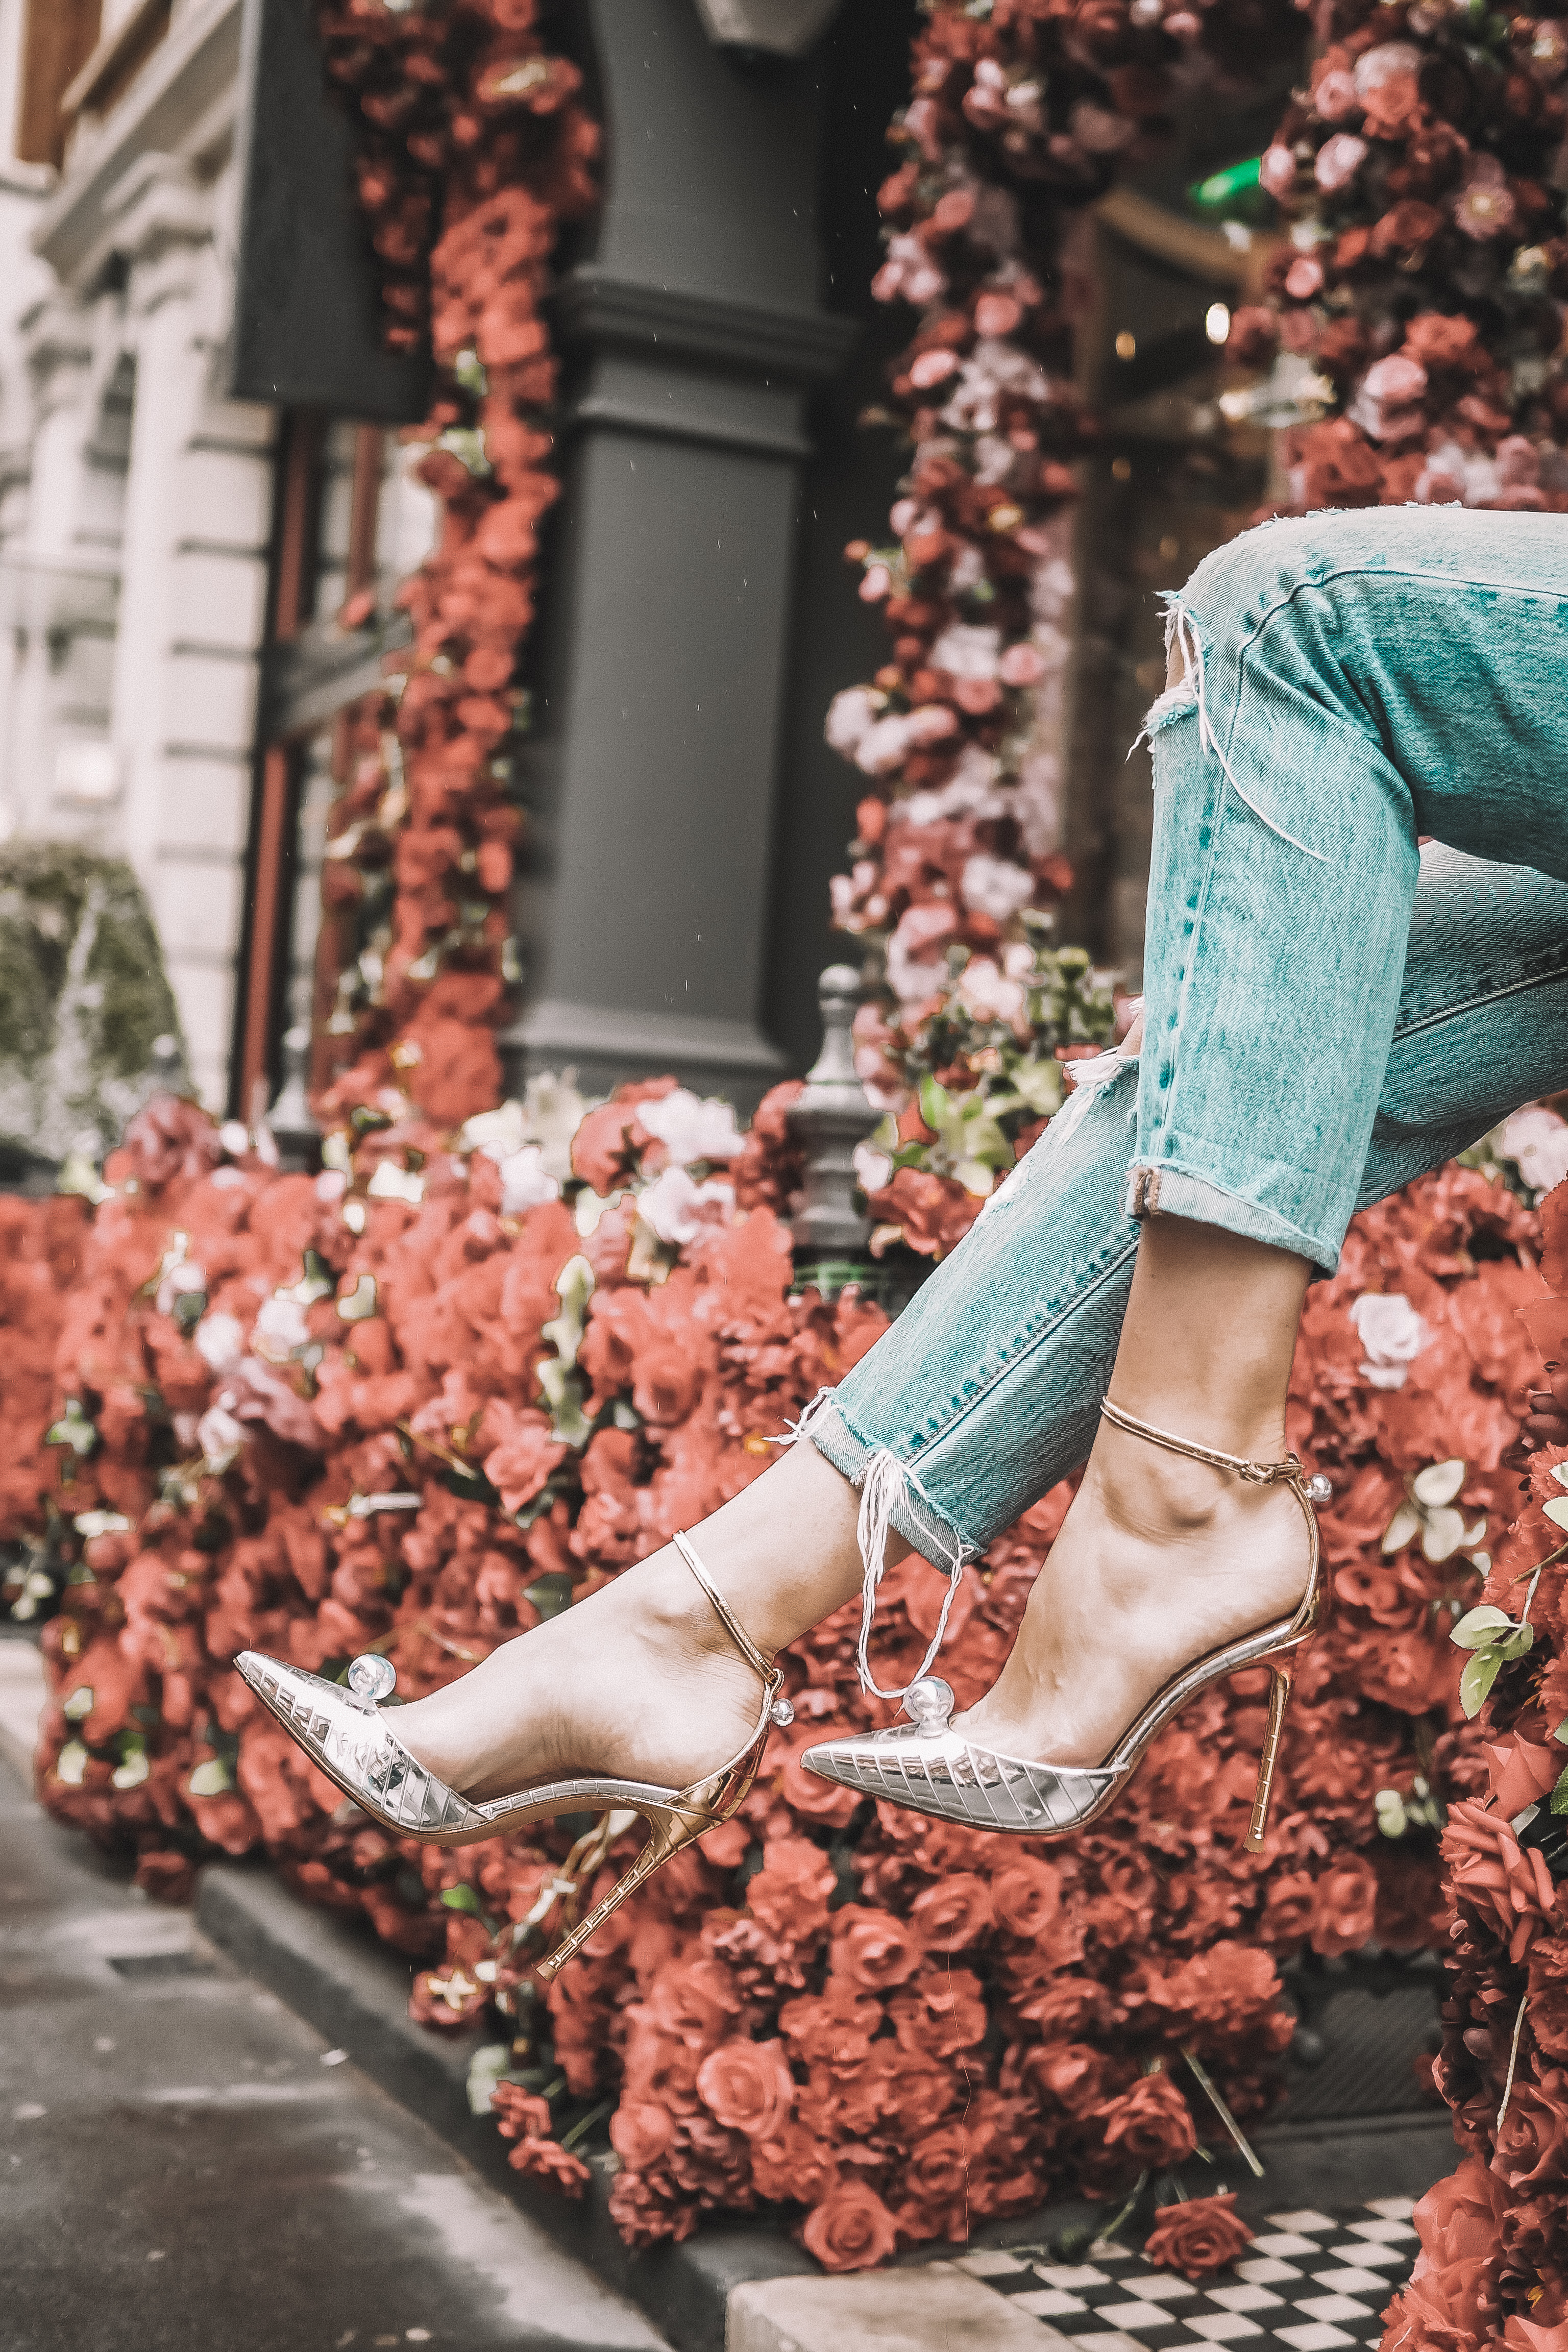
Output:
[503, 0, 854, 1112]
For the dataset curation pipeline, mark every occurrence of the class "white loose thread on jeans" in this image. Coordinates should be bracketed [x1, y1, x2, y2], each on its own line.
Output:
[772, 1390, 966, 1703]
[1151, 600, 1328, 866]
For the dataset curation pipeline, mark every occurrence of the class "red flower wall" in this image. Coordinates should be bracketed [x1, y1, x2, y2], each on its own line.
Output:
[14, 1073, 1551, 2260]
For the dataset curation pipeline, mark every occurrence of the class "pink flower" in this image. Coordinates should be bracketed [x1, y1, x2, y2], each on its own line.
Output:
[1315, 135, 1367, 193]
[1453, 155, 1517, 241]
[1260, 144, 1297, 199]
[1314, 69, 1358, 121]
[1284, 257, 1324, 301]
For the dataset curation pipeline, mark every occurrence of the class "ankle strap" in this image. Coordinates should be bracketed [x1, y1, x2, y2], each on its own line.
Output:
[672, 1532, 778, 1685]
[1100, 1395, 1304, 1489]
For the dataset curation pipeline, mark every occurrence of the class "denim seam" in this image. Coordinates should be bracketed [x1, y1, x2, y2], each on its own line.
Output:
[877, 1231, 1142, 1485]
[1142, 729, 1228, 1172]
[1392, 958, 1568, 1043]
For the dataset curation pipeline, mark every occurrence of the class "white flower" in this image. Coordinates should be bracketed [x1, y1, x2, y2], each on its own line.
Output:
[957, 955, 1025, 1024]
[962, 853, 1035, 924]
[886, 934, 948, 1006]
[637, 1165, 735, 1245]
[156, 1259, 207, 1318]
[930, 622, 1002, 679]
[461, 1098, 528, 1159]
[196, 1404, 246, 1465]
[255, 1294, 311, 1357]
[637, 1088, 742, 1165]
[824, 686, 884, 756]
[496, 1145, 560, 1217]
[315, 1169, 347, 1203]
[1499, 1106, 1568, 1195]
[853, 1142, 894, 1196]
[1349, 1292, 1432, 1389]
[193, 1312, 245, 1376]
[853, 714, 918, 776]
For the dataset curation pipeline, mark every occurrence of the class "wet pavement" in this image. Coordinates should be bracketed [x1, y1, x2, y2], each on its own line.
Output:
[0, 1746, 666, 2352]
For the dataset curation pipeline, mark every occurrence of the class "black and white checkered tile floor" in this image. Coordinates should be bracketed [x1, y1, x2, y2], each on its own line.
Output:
[959, 2200, 1417, 2350]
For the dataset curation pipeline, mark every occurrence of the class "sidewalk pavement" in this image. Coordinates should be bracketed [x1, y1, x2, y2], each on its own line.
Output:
[0, 1635, 669, 2352]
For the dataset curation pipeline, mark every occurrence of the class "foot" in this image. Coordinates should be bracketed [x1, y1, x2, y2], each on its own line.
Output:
[389, 1547, 772, 1802]
[954, 1416, 1313, 1768]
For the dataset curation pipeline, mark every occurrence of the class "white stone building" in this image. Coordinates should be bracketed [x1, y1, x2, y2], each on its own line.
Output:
[0, 0, 432, 1116]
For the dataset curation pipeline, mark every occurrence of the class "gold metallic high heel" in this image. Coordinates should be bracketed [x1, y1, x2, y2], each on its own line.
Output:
[234, 1531, 793, 1980]
[803, 1397, 1327, 1854]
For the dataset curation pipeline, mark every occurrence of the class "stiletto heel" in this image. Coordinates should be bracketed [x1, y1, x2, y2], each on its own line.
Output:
[233, 1530, 794, 1976]
[1246, 1663, 1294, 1853]
[803, 1396, 1329, 1841]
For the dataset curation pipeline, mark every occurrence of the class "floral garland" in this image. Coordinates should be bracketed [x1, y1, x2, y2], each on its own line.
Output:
[16, 1068, 1563, 2260]
[310, 0, 597, 1128]
[1228, 0, 1568, 511]
[1382, 1168, 1568, 2352]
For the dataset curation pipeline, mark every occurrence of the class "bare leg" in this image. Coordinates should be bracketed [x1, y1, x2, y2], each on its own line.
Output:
[396, 1211, 1309, 1796]
[956, 1216, 1312, 1767]
[395, 1438, 898, 1799]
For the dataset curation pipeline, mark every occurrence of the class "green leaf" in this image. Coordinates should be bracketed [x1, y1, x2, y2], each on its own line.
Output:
[440, 1884, 482, 1915]
[1459, 1649, 1503, 1718]
[1451, 1605, 1512, 1650]
[1551, 1763, 1568, 1816]
[1412, 1459, 1466, 1508]
[1500, 1624, 1537, 1663]
[1544, 1497, 1568, 1532]
[918, 1073, 953, 1135]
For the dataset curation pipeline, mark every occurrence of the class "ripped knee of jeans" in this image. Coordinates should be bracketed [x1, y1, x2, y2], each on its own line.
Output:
[1143, 674, 1198, 737]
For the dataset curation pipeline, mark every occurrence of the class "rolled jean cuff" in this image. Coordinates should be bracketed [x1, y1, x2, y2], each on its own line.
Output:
[1122, 1160, 1335, 1273]
[804, 1398, 977, 1575]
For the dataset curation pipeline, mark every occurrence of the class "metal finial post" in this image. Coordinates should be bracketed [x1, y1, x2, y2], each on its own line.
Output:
[262, 1023, 322, 1173]
[786, 964, 879, 1265]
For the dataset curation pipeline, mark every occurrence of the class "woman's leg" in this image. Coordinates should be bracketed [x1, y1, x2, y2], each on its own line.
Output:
[396, 512, 1568, 1793]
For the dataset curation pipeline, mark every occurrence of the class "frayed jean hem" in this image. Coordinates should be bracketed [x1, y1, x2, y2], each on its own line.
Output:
[1123, 1160, 1334, 1273]
[805, 1398, 979, 1576]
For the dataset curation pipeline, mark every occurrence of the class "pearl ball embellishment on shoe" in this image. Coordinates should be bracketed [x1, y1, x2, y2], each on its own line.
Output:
[347, 1654, 397, 1702]
[769, 1697, 795, 1727]
[904, 1677, 954, 1730]
[1306, 1474, 1333, 1506]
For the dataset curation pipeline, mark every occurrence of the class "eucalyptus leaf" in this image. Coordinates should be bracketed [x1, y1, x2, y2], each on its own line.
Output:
[1451, 1605, 1512, 1649]
[1412, 1459, 1466, 1508]
[1459, 1649, 1503, 1718]
[1381, 1501, 1422, 1555]
[1543, 1497, 1568, 1532]
[1501, 1624, 1537, 1662]
[1420, 1505, 1467, 1564]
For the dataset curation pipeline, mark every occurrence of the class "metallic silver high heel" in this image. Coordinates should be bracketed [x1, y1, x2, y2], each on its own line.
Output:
[802, 1397, 1329, 1854]
[234, 1531, 794, 1980]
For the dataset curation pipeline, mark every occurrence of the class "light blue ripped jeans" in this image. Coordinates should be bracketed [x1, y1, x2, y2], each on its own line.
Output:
[808, 508, 1568, 1573]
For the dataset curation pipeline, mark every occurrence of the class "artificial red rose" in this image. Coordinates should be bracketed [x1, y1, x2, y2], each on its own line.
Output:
[508, 2136, 591, 2197]
[1492, 2070, 1568, 2190]
[481, 1404, 566, 1512]
[1446, 1801, 1556, 1962]
[1097, 2073, 1197, 2169]
[778, 1980, 883, 2072]
[630, 1344, 704, 1427]
[889, 1969, 987, 2057]
[647, 1956, 743, 2048]
[991, 1857, 1062, 1939]
[609, 2101, 673, 2170]
[1529, 1974, 1568, 2061]
[1309, 1855, 1379, 1959]
[751, 2122, 837, 2207]
[1144, 2192, 1254, 2280]
[1389, 2154, 1510, 2349]
[909, 1873, 992, 1951]
[1024, 2041, 1105, 2116]
[745, 1836, 837, 1943]
[696, 2038, 795, 2139]
[800, 2181, 898, 2273]
[904, 2124, 968, 2203]
[828, 1906, 921, 1991]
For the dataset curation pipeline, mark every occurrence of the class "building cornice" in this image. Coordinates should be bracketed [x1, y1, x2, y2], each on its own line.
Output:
[32, 0, 240, 290]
